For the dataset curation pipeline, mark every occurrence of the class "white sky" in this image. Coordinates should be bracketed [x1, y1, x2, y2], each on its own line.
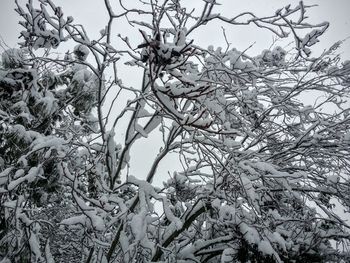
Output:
[1, 0, 349, 55]
[1, 0, 349, 182]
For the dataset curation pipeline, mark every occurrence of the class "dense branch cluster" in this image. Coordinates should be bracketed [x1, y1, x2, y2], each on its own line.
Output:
[0, 0, 350, 262]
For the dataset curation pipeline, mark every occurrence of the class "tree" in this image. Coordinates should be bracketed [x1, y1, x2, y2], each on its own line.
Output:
[1, 0, 350, 262]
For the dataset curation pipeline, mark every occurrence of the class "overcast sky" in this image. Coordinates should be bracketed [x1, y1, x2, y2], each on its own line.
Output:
[1, 0, 349, 56]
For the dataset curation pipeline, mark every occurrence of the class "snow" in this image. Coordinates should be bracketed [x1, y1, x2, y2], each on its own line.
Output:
[29, 228, 44, 262]
[29, 136, 67, 156]
[0, 168, 13, 186]
[129, 175, 183, 231]
[130, 210, 147, 241]
[1, 48, 27, 69]
[137, 108, 151, 118]
[106, 130, 117, 178]
[218, 204, 236, 222]
[221, 247, 235, 262]
[60, 215, 86, 226]
[36, 91, 58, 116]
[162, 198, 183, 230]
[13, 169, 25, 179]
[60, 210, 105, 232]
[302, 29, 323, 47]
[343, 132, 350, 142]
[1, 1, 349, 262]
[239, 222, 260, 244]
[10, 124, 39, 143]
[45, 240, 55, 263]
[271, 231, 286, 251]
[134, 123, 149, 138]
[258, 240, 274, 255]
[73, 44, 90, 61]
[240, 175, 256, 201]
[179, 235, 234, 260]
[119, 230, 130, 255]
[327, 175, 339, 184]
[8, 166, 43, 191]
[174, 28, 187, 46]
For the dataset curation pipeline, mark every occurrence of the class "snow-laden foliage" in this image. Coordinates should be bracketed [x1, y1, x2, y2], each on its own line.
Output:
[1, 0, 350, 262]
